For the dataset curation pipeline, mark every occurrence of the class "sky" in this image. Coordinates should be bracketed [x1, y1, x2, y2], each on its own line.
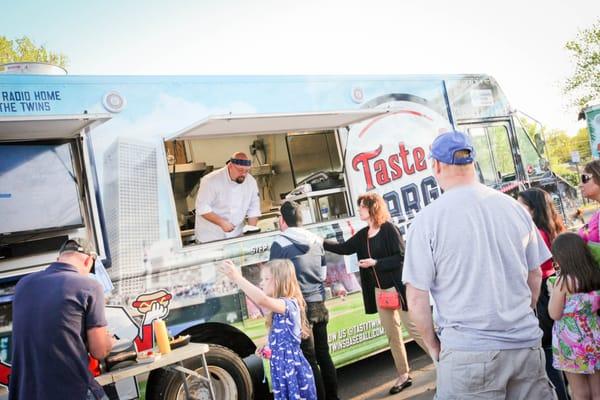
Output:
[1, 0, 599, 134]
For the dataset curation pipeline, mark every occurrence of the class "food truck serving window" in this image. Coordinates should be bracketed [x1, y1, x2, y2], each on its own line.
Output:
[0, 114, 111, 237]
[166, 110, 387, 245]
[0, 113, 111, 275]
[0, 141, 83, 236]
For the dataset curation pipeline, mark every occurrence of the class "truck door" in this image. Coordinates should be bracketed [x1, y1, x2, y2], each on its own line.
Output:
[458, 121, 522, 187]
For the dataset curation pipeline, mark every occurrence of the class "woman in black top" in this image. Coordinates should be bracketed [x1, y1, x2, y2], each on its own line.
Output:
[324, 192, 427, 395]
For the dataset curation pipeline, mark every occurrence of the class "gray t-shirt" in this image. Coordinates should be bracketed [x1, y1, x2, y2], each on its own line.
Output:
[402, 183, 551, 351]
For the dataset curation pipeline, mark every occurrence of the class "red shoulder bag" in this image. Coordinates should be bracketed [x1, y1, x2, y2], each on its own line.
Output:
[368, 237, 402, 310]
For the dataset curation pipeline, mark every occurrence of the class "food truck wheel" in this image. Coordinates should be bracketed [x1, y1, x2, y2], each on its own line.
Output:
[146, 344, 253, 400]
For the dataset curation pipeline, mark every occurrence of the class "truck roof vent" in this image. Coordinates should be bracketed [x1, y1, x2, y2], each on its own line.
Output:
[0, 62, 67, 75]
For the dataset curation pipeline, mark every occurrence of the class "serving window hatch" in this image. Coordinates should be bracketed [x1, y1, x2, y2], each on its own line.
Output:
[0, 113, 111, 141]
[166, 110, 387, 140]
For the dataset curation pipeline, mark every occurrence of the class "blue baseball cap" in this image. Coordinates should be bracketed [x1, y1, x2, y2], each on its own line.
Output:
[429, 131, 475, 165]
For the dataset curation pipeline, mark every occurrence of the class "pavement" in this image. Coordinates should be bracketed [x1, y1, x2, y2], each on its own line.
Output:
[337, 341, 436, 399]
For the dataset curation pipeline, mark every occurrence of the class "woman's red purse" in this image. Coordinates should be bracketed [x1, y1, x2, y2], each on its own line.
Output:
[376, 288, 401, 309]
[368, 237, 402, 310]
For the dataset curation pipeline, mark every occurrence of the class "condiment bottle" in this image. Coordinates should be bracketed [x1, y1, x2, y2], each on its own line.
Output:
[153, 319, 171, 354]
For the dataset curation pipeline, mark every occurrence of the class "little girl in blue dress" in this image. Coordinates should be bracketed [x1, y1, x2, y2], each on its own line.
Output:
[220, 259, 316, 399]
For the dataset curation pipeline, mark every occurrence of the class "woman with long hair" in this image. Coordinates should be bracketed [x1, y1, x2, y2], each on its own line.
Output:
[322, 192, 427, 395]
[518, 187, 568, 400]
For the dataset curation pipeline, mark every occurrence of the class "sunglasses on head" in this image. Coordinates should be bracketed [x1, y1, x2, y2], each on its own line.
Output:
[582, 174, 593, 184]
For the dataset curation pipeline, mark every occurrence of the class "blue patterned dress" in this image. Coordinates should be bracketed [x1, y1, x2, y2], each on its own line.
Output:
[268, 298, 316, 399]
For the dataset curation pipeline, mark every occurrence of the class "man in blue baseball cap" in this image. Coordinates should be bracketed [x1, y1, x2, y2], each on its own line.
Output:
[402, 131, 556, 399]
[428, 129, 475, 165]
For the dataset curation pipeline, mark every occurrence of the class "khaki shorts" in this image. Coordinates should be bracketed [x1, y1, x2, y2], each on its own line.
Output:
[435, 347, 557, 400]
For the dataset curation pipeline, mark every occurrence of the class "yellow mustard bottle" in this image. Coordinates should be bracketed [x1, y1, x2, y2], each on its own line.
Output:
[153, 319, 171, 354]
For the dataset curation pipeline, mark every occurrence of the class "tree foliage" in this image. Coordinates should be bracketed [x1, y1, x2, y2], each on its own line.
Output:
[546, 130, 573, 164]
[517, 109, 593, 186]
[544, 127, 593, 187]
[0, 36, 67, 67]
[564, 20, 600, 107]
[571, 127, 593, 160]
[517, 114, 592, 173]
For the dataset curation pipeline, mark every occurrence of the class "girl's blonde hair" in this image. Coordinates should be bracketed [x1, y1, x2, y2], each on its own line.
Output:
[263, 259, 310, 338]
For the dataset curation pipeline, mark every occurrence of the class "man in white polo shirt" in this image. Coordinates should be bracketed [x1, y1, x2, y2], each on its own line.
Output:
[195, 152, 261, 243]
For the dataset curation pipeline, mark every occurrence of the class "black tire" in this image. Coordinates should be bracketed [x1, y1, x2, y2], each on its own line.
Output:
[146, 344, 254, 400]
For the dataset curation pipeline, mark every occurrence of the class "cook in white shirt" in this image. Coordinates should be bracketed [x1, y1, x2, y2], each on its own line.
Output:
[195, 152, 261, 243]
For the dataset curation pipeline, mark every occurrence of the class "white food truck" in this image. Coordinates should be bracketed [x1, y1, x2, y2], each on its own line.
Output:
[0, 72, 578, 399]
